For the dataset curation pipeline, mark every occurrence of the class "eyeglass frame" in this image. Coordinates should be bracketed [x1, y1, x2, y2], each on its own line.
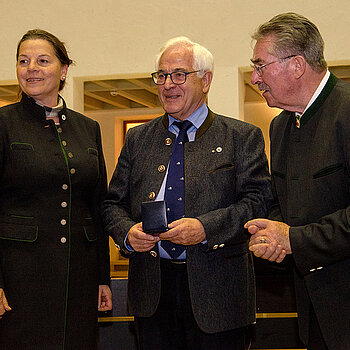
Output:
[250, 55, 297, 76]
[151, 70, 200, 85]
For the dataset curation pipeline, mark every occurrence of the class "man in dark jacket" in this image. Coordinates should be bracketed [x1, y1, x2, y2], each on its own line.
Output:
[103, 36, 272, 350]
[246, 12, 350, 350]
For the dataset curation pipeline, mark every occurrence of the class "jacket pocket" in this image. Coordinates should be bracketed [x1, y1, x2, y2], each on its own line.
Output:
[272, 170, 286, 179]
[313, 163, 344, 179]
[0, 218, 38, 242]
[88, 147, 98, 156]
[10, 142, 34, 151]
[208, 162, 234, 174]
[83, 221, 98, 242]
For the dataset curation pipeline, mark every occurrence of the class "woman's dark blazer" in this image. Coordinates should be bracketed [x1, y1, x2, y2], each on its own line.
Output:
[0, 93, 110, 349]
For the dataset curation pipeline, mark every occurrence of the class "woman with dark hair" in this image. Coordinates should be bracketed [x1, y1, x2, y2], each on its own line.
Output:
[0, 29, 112, 349]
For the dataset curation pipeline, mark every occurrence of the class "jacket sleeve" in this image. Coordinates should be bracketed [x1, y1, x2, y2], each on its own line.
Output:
[0, 118, 5, 288]
[291, 208, 350, 276]
[92, 121, 110, 285]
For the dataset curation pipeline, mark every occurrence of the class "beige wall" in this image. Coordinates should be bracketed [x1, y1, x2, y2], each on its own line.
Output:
[2, 0, 350, 115]
[244, 103, 282, 162]
[2, 0, 350, 177]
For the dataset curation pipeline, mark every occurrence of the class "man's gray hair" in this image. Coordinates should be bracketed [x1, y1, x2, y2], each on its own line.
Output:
[252, 12, 327, 72]
[155, 36, 214, 77]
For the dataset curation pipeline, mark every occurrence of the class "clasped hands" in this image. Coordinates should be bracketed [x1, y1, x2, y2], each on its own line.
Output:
[127, 218, 206, 252]
[244, 219, 291, 263]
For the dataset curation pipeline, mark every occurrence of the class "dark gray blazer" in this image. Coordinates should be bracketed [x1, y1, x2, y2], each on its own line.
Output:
[0, 93, 109, 349]
[270, 73, 350, 349]
[103, 109, 272, 333]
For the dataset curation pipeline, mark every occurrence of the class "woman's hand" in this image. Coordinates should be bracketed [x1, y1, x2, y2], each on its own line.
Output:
[0, 288, 12, 319]
[98, 285, 112, 312]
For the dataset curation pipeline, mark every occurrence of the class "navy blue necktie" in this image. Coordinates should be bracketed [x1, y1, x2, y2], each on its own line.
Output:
[162, 120, 192, 259]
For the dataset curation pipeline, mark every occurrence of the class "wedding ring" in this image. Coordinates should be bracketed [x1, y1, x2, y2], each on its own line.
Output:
[259, 238, 267, 244]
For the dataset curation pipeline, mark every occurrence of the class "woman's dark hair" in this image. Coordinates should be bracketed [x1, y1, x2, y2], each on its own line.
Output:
[16, 29, 73, 91]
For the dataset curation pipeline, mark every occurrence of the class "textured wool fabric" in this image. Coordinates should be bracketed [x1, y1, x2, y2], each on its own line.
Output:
[269, 73, 350, 349]
[103, 109, 273, 334]
[0, 94, 110, 350]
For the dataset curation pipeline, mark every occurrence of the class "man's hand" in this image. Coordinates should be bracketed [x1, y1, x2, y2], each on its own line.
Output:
[159, 218, 206, 245]
[0, 288, 11, 319]
[98, 285, 113, 311]
[127, 222, 160, 252]
[244, 218, 291, 263]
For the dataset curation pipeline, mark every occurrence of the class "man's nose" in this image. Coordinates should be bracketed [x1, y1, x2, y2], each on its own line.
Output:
[163, 74, 175, 88]
[251, 69, 262, 85]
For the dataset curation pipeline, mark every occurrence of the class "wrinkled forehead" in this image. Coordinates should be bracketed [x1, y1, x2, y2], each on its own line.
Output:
[251, 35, 277, 63]
[159, 44, 194, 70]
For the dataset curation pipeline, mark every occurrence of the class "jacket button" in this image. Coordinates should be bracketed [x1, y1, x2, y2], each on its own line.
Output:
[219, 243, 225, 248]
[62, 184, 68, 190]
[61, 201, 67, 208]
[61, 219, 67, 225]
[62, 140, 67, 146]
[70, 168, 76, 174]
[60, 237, 67, 243]
[158, 165, 166, 173]
[68, 152, 73, 158]
[150, 250, 157, 258]
[57, 127, 63, 133]
[165, 138, 172, 146]
[148, 192, 156, 200]
[213, 244, 218, 250]
[61, 115, 66, 121]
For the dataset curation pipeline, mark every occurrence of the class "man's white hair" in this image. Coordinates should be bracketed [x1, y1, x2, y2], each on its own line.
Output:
[154, 36, 214, 77]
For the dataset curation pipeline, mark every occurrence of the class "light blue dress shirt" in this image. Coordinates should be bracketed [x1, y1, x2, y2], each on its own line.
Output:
[125, 103, 208, 259]
[156, 103, 208, 259]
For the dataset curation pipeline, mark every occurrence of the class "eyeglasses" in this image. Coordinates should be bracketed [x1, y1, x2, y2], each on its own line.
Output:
[250, 55, 296, 76]
[151, 70, 200, 85]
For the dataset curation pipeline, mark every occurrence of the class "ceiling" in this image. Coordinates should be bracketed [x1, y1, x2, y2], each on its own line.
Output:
[1, 65, 350, 109]
[0, 77, 162, 112]
[84, 77, 161, 111]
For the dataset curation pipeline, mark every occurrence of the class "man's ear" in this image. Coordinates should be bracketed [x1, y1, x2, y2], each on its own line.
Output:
[202, 71, 213, 93]
[293, 55, 307, 79]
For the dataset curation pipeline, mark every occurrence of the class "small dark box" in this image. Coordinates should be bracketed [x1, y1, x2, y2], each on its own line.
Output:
[141, 200, 168, 235]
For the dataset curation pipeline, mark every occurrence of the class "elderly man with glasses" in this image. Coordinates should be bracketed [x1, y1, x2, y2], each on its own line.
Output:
[103, 36, 272, 350]
[245, 12, 350, 350]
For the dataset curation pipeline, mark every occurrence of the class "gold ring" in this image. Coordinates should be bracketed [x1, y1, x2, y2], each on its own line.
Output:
[260, 238, 267, 244]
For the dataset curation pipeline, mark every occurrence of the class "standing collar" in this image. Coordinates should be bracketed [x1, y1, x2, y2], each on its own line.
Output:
[20, 93, 67, 122]
[301, 70, 330, 116]
[35, 95, 64, 113]
[294, 72, 338, 128]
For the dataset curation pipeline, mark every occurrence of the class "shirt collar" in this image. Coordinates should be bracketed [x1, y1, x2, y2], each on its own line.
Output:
[297, 70, 330, 117]
[168, 103, 208, 130]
